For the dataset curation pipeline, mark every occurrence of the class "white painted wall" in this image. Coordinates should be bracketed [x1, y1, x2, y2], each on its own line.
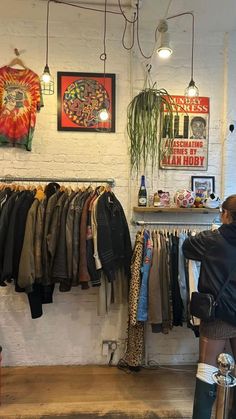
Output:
[222, 31, 236, 198]
[0, 0, 236, 366]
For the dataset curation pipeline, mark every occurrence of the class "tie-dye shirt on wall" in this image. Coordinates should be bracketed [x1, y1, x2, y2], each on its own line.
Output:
[0, 66, 43, 151]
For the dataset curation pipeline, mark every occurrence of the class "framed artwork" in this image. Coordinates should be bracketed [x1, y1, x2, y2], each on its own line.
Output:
[57, 72, 116, 132]
[191, 176, 215, 197]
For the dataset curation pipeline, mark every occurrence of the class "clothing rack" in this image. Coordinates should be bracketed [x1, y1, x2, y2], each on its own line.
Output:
[0, 176, 115, 187]
[133, 220, 213, 226]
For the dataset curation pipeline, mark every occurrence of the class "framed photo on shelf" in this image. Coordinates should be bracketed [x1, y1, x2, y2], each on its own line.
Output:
[57, 71, 116, 132]
[191, 175, 215, 197]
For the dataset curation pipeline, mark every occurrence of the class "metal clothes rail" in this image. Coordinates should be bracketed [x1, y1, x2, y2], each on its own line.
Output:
[0, 176, 115, 187]
[133, 220, 215, 227]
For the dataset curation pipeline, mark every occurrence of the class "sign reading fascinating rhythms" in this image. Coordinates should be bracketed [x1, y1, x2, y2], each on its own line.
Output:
[159, 96, 209, 170]
[57, 72, 115, 132]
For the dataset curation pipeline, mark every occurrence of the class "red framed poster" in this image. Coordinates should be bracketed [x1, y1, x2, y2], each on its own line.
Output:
[159, 96, 209, 170]
[57, 72, 115, 132]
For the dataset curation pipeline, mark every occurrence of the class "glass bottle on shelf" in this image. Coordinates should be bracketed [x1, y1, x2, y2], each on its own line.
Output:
[138, 175, 147, 207]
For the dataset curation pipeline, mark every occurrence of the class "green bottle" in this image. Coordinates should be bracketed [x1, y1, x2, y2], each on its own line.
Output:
[138, 175, 147, 207]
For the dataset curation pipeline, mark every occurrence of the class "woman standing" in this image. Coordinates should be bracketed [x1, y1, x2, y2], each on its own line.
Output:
[182, 194, 236, 419]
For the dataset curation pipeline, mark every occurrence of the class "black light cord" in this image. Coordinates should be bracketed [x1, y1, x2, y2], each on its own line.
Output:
[121, 15, 136, 51]
[136, 1, 152, 59]
[166, 12, 195, 82]
[46, 0, 50, 66]
[117, 0, 137, 24]
[47, 0, 151, 59]
[52, 0, 121, 15]
[100, 0, 107, 97]
[45, 1, 195, 77]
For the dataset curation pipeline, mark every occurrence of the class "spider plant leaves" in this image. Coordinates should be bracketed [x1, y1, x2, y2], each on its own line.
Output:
[127, 87, 176, 173]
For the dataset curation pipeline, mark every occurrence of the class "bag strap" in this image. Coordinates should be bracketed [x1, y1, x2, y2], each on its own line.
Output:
[216, 264, 236, 304]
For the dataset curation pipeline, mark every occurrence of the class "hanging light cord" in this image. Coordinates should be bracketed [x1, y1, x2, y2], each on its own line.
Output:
[52, 0, 121, 15]
[46, 0, 195, 67]
[136, 0, 173, 59]
[45, 0, 51, 66]
[165, 12, 194, 82]
[136, 0, 151, 59]
[121, 17, 136, 51]
[117, 0, 137, 24]
[46, 0, 158, 60]
[100, 0, 107, 85]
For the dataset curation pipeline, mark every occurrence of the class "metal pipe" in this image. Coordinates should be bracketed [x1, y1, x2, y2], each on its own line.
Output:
[132, 220, 212, 226]
[213, 353, 236, 419]
[0, 176, 115, 187]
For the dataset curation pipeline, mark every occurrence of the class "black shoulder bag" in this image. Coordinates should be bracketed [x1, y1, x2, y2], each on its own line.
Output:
[190, 266, 236, 322]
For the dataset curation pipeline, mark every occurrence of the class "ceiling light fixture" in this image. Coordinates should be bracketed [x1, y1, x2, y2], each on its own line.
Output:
[156, 19, 173, 59]
[40, 0, 54, 95]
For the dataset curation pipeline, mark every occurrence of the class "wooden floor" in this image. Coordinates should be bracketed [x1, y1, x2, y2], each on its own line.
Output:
[0, 365, 197, 418]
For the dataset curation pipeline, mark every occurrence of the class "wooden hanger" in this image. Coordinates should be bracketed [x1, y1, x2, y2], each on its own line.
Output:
[7, 48, 27, 69]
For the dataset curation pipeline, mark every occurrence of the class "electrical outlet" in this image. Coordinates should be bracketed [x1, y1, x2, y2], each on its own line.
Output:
[102, 340, 117, 351]
[102, 341, 109, 356]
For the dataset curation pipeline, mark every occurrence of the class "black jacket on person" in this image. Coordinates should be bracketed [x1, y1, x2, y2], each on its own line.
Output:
[182, 223, 236, 326]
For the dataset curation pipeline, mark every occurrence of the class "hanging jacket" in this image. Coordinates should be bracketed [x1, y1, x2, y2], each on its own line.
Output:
[47, 191, 68, 278]
[137, 230, 153, 322]
[149, 231, 162, 329]
[97, 191, 132, 282]
[169, 233, 183, 326]
[53, 191, 77, 291]
[42, 190, 61, 285]
[78, 193, 94, 288]
[72, 191, 90, 286]
[18, 198, 40, 291]
[87, 194, 101, 287]
[66, 191, 80, 282]
[0, 191, 20, 279]
[1, 190, 27, 283]
[12, 191, 35, 286]
[182, 225, 236, 326]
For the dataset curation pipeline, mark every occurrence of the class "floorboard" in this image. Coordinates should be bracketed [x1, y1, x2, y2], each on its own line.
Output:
[0, 365, 197, 418]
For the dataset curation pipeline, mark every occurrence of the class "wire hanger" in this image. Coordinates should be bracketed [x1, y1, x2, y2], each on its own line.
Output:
[7, 48, 27, 69]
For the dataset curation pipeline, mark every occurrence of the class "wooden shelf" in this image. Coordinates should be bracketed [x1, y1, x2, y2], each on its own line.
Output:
[133, 206, 219, 214]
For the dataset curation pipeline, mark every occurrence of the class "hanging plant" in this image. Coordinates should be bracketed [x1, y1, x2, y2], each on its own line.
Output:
[127, 84, 177, 173]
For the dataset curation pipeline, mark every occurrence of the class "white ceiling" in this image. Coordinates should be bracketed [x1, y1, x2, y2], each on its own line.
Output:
[43, 0, 236, 32]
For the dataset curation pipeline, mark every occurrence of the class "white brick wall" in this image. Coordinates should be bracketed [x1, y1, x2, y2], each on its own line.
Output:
[0, 1, 235, 366]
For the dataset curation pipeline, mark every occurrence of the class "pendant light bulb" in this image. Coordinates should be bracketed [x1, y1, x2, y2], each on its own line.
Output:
[42, 65, 52, 83]
[99, 108, 109, 121]
[157, 46, 173, 59]
[185, 79, 199, 97]
[40, 64, 54, 95]
[42, 73, 51, 83]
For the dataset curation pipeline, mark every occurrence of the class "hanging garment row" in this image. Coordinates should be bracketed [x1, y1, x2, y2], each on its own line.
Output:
[0, 181, 132, 319]
[120, 227, 210, 370]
